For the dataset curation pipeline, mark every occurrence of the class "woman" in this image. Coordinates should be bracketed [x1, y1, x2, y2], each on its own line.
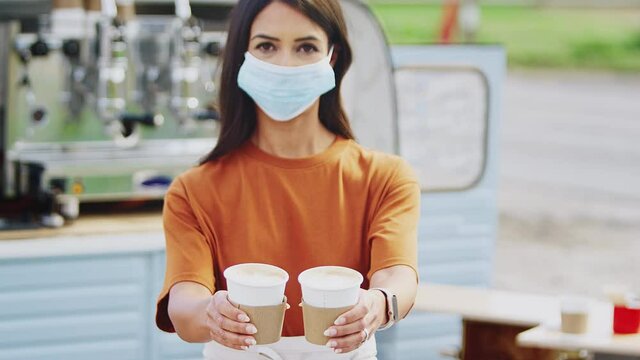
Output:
[155, 1, 420, 359]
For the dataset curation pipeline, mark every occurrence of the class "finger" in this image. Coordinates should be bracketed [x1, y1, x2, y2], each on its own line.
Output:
[209, 326, 256, 350]
[326, 328, 369, 354]
[206, 314, 255, 349]
[218, 295, 251, 323]
[209, 308, 258, 336]
[325, 313, 371, 338]
[335, 342, 364, 355]
[333, 302, 368, 326]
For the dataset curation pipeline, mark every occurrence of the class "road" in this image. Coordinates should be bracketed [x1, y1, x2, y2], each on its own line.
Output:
[494, 70, 640, 297]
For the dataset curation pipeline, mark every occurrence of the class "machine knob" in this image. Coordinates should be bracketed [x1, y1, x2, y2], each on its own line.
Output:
[29, 39, 49, 57]
[119, 113, 165, 138]
[194, 109, 219, 121]
[31, 107, 48, 123]
[120, 113, 164, 127]
[62, 40, 81, 59]
[204, 41, 221, 56]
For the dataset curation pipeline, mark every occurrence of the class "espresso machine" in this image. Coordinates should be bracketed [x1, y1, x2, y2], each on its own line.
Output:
[0, 0, 232, 228]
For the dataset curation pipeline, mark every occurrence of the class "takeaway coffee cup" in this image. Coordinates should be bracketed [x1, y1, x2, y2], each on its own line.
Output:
[560, 296, 591, 334]
[223, 263, 289, 345]
[298, 266, 364, 345]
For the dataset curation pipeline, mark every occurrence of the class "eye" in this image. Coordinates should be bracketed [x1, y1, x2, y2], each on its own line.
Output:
[298, 43, 319, 54]
[255, 42, 276, 53]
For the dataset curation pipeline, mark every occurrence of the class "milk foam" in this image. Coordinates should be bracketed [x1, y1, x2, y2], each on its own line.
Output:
[225, 264, 288, 287]
[299, 267, 362, 290]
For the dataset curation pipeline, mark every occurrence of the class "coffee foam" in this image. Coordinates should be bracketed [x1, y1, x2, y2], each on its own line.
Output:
[225, 264, 288, 287]
[299, 267, 362, 290]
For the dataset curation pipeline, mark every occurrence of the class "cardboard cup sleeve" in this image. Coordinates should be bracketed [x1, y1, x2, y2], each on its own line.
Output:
[83, 0, 101, 11]
[53, 0, 84, 8]
[237, 296, 287, 345]
[301, 300, 354, 345]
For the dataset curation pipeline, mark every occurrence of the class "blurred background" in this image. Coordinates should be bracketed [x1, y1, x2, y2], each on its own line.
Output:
[368, 0, 640, 298]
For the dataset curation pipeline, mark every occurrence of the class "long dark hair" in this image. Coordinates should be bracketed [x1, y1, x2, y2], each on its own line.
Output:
[200, 0, 354, 164]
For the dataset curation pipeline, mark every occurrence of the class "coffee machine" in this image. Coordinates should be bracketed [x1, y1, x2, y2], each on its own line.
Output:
[0, 0, 232, 228]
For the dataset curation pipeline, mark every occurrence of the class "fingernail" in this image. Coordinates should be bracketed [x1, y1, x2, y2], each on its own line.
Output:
[334, 349, 343, 354]
[326, 340, 337, 348]
[241, 346, 248, 350]
[245, 338, 256, 346]
[324, 328, 337, 337]
[334, 317, 345, 325]
[246, 325, 257, 334]
[238, 314, 250, 322]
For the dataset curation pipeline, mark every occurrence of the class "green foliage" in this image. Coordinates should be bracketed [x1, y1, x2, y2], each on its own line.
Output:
[369, 3, 640, 72]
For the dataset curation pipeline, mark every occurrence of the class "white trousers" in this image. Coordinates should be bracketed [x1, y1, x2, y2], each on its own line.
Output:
[203, 335, 377, 360]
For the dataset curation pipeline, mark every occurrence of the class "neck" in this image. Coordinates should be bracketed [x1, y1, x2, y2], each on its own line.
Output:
[251, 101, 337, 158]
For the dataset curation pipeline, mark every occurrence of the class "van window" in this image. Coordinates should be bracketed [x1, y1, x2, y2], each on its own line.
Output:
[395, 67, 489, 192]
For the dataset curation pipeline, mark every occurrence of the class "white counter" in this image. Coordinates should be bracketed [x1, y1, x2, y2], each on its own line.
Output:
[517, 308, 640, 356]
[0, 213, 165, 259]
[415, 283, 560, 327]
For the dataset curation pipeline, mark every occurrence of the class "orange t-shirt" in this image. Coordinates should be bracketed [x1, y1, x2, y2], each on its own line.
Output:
[155, 137, 420, 336]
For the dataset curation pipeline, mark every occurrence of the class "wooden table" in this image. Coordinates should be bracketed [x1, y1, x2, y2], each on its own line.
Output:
[415, 284, 561, 360]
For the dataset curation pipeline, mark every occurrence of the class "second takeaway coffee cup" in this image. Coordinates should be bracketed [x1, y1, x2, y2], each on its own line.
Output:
[298, 266, 364, 345]
[560, 296, 591, 334]
[223, 263, 289, 345]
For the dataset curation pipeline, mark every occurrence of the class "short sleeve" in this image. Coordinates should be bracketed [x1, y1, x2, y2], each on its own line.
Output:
[367, 159, 421, 281]
[155, 177, 216, 333]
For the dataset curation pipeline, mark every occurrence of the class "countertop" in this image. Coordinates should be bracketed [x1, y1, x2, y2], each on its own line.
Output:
[0, 213, 165, 259]
[415, 283, 560, 327]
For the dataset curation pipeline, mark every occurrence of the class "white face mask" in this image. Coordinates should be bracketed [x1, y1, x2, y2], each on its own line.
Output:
[237, 47, 336, 121]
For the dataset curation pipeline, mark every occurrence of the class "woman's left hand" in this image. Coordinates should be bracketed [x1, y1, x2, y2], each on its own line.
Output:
[323, 288, 387, 354]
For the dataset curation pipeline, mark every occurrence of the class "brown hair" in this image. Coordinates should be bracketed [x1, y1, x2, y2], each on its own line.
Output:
[200, 0, 354, 164]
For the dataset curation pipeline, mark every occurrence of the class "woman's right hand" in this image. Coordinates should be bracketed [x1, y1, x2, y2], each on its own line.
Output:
[206, 290, 258, 350]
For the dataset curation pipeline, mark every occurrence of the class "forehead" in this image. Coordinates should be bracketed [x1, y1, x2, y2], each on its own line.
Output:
[250, 2, 328, 41]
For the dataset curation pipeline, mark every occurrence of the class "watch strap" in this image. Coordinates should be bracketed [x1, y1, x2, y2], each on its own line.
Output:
[370, 287, 398, 331]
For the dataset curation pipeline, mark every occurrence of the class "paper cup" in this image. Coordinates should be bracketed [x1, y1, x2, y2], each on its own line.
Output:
[298, 266, 363, 308]
[224, 263, 289, 307]
[298, 266, 363, 345]
[613, 305, 640, 334]
[560, 296, 591, 334]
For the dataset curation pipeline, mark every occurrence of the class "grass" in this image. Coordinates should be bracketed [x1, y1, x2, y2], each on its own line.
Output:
[367, 3, 640, 72]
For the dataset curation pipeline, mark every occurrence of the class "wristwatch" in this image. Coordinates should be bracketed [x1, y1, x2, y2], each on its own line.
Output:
[370, 287, 398, 330]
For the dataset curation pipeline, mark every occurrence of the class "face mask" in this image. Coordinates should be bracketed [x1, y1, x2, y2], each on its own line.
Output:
[237, 47, 336, 122]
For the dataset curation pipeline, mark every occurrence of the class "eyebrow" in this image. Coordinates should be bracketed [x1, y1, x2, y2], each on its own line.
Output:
[250, 34, 321, 42]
